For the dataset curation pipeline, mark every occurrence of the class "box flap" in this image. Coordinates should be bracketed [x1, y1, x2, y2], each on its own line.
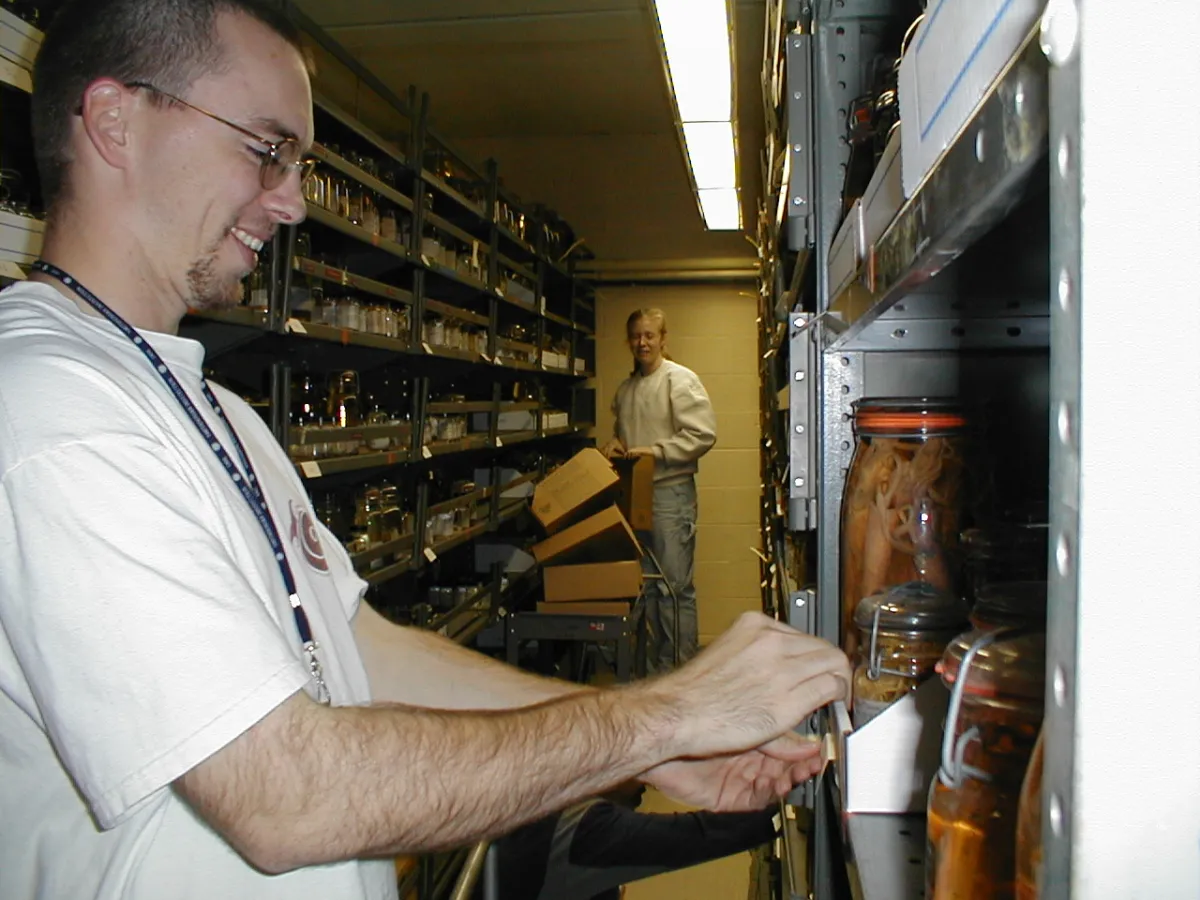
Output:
[612, 455, 655, 532]
[531, 505, 640, 566]
[531, 448, 620, 532]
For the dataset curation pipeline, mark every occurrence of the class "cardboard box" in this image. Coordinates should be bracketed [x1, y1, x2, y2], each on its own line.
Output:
[898, 0, 1042, 197]
[612, 455, 655, 532]
[536, 601, 632, 616]
[530, 448, 620, 533]
[532, 505, 639, 566]
[471, 410, 537, 433]
[541, 410, 570, 431]
[543, 560, 643, 603]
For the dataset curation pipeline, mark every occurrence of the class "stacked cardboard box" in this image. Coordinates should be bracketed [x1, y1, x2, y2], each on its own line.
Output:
[528, 448, 654, 615]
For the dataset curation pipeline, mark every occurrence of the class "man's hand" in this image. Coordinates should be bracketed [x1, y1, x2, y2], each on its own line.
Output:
[647, 613, 851, 761]
[601, 439, 626, 459]
[642, 733, 825, 811]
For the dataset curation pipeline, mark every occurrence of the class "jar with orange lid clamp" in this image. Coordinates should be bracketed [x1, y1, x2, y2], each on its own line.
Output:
[840, 398, 974, 656]
[926, 627, 1046, 900]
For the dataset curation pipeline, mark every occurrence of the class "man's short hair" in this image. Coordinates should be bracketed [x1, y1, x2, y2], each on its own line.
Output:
[32, 0, 307, 214]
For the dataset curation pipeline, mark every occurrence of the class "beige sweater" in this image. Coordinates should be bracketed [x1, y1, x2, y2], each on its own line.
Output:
[612, 360, 717, 483]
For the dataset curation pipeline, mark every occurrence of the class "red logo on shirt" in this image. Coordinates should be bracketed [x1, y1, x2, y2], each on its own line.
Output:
[289, 501, 329, 572]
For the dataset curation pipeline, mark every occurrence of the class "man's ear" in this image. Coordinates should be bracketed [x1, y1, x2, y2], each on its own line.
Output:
[78, 79, 135, 172]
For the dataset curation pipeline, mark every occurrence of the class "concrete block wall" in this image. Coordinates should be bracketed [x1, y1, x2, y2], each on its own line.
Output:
[593, 285, 762, 647]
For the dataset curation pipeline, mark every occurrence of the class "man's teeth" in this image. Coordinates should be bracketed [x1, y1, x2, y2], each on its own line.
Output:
[231, 228, 265, 252]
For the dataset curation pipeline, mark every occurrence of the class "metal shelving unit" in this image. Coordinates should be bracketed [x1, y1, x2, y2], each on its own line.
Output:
[754, 2, 1200, 899]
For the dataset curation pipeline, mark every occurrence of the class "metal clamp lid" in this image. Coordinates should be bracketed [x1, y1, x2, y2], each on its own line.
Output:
[937, 625, 1035, 788]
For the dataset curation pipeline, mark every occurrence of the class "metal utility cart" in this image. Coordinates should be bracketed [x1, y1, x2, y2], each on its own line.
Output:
[756, 1, 1200, 898]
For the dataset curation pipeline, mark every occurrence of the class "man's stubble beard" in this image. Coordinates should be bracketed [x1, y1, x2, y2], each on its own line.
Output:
[186, 233, 247, 312]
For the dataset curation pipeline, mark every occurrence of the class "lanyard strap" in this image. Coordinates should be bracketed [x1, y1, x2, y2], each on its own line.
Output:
[31, 260, 330, 704]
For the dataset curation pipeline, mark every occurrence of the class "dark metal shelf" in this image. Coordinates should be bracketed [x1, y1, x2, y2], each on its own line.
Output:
[421, 170, 487, 221]
[420, 341, 483, 363]
[418, 254, 492, 297]
[427, 400, 494, 414]
[350, 532, 417, 570]
[425, 435, 491, 457]
[497, 253, 537, 283]
[423, 297, 489, 327]
[310, 141, 414, 213]
[293, 256, 414, 306]
[290, 421, 411, 448]
[288, 319, 412, 354]
[305, 203, 411, 263]
[363, 554, 415, 587]
[294, 448, 411, 478]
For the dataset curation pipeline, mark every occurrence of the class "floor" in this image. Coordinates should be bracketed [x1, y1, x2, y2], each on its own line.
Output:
[622, 789, 752, 900]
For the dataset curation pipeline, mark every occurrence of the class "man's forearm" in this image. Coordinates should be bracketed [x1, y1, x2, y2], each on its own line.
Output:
[182, 687, 678, 873]
[355, 603, 587, 710]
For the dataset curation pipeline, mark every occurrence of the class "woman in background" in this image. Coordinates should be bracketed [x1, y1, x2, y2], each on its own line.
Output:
[603, 308, 717, 672]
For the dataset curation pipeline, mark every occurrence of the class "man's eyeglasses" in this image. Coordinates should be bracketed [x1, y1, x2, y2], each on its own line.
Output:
[125, 81, 317, 191]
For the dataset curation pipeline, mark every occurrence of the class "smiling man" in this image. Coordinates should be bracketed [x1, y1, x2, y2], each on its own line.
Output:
[0, 2, 849, 898]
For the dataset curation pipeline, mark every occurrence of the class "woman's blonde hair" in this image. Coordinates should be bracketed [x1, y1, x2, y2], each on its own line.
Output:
[626, 308, 672, 374]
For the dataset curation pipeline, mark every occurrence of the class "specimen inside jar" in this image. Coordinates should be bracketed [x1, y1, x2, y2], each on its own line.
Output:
[842, 434, 966, 653]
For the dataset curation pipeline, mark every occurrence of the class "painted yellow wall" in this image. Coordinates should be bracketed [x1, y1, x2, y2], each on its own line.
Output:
[594, 285, 762, 646]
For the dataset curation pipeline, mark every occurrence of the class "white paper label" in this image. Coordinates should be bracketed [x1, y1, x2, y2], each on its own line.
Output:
[423, 547, 437, 563]
[285, 318, 307, 334]
[495, 438, 504, 448]
[422, 342, 434, 354]
[300, 461, 322, 478]
[422, 446, 433, 459]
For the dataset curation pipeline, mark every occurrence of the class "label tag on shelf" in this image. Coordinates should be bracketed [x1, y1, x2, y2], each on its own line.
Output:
[285, 318, 308, 335]
[300, 461, 322, 478]
[421, 254, 433, 268]
[422, 342, 434, 354]
[539, 297, 547, 314]
[480, 353, 491, 363]
[494, 357, 503, 366]
[422, 446, 433, 459]
[495, 437, 504, 448]
[424, 547, 438, 563]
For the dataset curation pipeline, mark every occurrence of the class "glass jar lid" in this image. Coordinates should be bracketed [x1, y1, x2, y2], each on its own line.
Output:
[853, 581, 969, 633]
[852, 397, 969, 437]
[939, 627, 1046, 699]
[970, 581, 1047, 629]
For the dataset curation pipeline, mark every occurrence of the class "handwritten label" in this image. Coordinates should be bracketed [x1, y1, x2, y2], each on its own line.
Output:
[422, 446, 433, 460]
[285, 318, 307, 335]
[423, 547, 438, 563]
[300, 461, 322, 478]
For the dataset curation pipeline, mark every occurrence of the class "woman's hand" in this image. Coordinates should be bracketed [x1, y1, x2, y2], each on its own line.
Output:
[624, 446, 658, 459]
[601, 439, 627, 459]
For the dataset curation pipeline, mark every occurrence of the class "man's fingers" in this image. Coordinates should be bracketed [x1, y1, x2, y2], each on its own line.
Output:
[758, 732, 822, 762]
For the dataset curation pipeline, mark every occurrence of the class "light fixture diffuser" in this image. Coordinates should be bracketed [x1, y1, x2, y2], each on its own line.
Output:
[697, 189, 741, 231]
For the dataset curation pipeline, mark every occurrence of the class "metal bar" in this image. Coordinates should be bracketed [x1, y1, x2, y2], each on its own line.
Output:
[449, 841, 491, 900]
[269, 362, 291, 450]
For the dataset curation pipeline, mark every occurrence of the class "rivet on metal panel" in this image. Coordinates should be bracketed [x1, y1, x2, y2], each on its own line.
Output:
[1049, 793, 1065, 836]
[794, 91, 803, 100]
[1055, 532, 1072, 577]
[1056, 402, 1073, 447]
[795, 370, 806, 381]
[1057, 268, 1072, 311]
[1057, 135, 1071, 178]
[795, 595, 807, 607]
[841, 440, 851, 450]
[975, 129, 986, 163]
[892, 328, 907, 340]
[794, 477, 805, 488]
[793, 40, 802, 49]
[793, 144, 803, 153]
[796, 424, 806, 434]
[841, 385, 850, 395]
[793, 197, 806, 206]
[1053, 665, 1068, 707]
[840, 357, 850, 367]
[793, 318, 804, 328]
[1039, 0, 1080, 67]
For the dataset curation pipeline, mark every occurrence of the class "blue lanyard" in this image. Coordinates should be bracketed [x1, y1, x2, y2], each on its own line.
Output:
[31, 260, 331, 705]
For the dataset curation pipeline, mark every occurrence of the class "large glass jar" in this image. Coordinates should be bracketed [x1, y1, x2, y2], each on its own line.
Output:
[927, 627, 1046, 900]
[969, 581, 1047, 631]
[851, 581, 967, 728]
[1015, 727, 1045, 900]
[840, 398, 972, 656]
[961, 523, 1048, 603]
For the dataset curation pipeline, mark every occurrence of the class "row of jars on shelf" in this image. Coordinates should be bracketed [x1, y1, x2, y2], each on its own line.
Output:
[837, 396, 1050, 899]
[303, 162, 408, 244]
[314, 482, 412, 556]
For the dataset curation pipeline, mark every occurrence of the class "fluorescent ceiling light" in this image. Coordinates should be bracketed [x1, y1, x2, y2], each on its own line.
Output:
[683, 121, 737, 190]
[654, 0, 732, 122]
[698, 188, 741, 231]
